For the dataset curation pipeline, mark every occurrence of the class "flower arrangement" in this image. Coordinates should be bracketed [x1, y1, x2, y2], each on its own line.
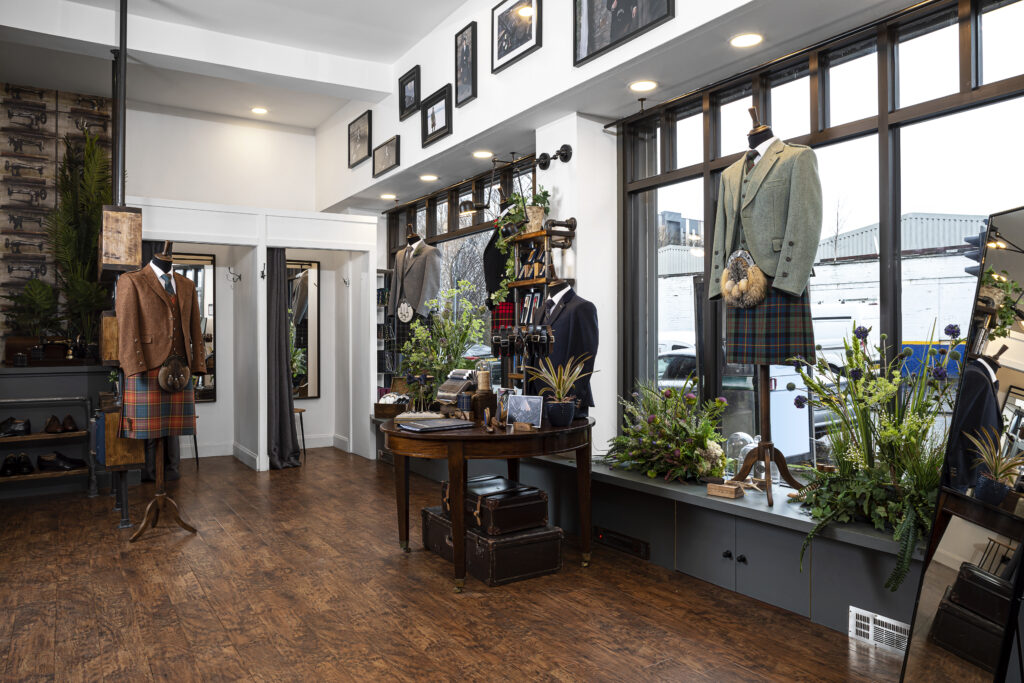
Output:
[401, 281, 487, 411]
[788, 322, 963, 591]
[605, 378, 728, 482]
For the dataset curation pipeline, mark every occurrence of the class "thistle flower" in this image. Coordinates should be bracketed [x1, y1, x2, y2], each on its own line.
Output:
[853, 326, 870, 342]
[684, 392, 697, 402]
[794, 395, 808, 409]
[939, 348, 948, 356]
[786, 382, 796, 391]
[931, 365, 948, 381]
[850, 368, 863, 381]
[791, 357, 803, 368]
[949, 350, 962, 361]
[944, 323, 961, 338]
[663, 389, 673, 398]
[715, 397, 728, 406]
[647, 415, 656, 424]
[901, 347, 914, 358]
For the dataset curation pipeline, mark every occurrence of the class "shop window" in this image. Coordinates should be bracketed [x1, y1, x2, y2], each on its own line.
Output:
[438, 231, 492, 332]
[458, 189, 474, 229]
[436, 196, 449, 234]
[827, 39, 878, 126]
[416, 206, 427, 238]
[628, 115, 660, 181]
[717, 85, 754, 157]
[769, 66, 810, 140]
[673, 104, 703, 169]
[981, 0, 1024, 84]
[484, 180, 502, 218]
[899, 96, 1024, 355]
[897, 9, 959, 109]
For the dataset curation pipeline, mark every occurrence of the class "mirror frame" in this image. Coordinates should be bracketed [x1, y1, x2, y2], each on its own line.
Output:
[172, 252, 216, 403]
[287, 259, 321, 400]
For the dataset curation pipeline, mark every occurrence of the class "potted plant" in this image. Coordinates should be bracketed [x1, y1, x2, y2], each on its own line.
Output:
[3, 279, 60, 359]
[490, 186, 552, 305]
[525, 354, 593, 427]
[965, 426, 1024, 506]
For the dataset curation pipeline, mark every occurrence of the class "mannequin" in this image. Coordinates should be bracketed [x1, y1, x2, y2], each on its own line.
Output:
[535, 265, 598, 416]
[389, 228, 441, 320]
[944, 345, 1007, 492]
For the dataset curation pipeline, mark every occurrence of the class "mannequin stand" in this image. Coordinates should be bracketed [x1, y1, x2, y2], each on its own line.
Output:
[729, 365, 804, 506]
[129, 438, 197, 542]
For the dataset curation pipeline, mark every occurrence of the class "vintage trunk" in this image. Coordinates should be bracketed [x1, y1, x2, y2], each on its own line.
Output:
[441, 474, 548, 535]
[949, 562, 1013, 626]
[928, 586, 1003, 672]
[421, 506, 562, 587]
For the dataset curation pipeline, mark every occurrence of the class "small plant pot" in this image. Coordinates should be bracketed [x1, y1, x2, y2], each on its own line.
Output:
[526, 205, 545, 232]
[546, 401, 575, 428]
[975, 475, 1011, 506]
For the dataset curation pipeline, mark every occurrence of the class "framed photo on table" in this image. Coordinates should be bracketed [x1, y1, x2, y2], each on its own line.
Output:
[348, 109, 372, 168]
[455, 22, 478, 107]
[574, 0, 673, 66]
[491, 0, 542, 74]
[372, 135, 400, 178]
[508, 394, 544, 428]
[398, 66, 421, 121]
[420, 84, 453, 148]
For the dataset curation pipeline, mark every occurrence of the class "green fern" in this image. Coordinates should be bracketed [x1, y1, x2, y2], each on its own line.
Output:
[885, 503, 918, 592]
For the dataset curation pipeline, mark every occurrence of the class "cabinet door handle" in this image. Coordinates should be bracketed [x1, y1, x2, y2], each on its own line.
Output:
[736, 554, 748, 564]
[722, 550, 733, 559]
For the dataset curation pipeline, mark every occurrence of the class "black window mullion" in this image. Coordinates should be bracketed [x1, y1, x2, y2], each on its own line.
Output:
[958, 0, 980, 92]
[810, 51, 827, 132]
[700, 91, 721, 405]
[661, 109, 675, 173]
[425, 197, 437, 239]
[877, 25, 901, 365]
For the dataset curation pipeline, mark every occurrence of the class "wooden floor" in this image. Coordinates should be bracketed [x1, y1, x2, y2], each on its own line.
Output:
[0, 448, 904, 682]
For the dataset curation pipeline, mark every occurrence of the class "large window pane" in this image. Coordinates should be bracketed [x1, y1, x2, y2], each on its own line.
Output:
[438, 231, 492, 330]
[982, 0, 1024, 84]
[718, 87, 754, 156]
[656, 178, 704, 372]
[827, 40, 878, 126]
[416, 206, 427, 238]
[770, 69, 810, 140]
[898, 10, 959, 108]
[458, 190, 473, 229]
[436, 196, 449, 234]
[674, 107, 703, 168]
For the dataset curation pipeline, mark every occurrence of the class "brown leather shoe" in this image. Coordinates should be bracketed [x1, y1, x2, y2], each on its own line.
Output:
[44, 415, 63, 433]
[61, 414, 79, 432]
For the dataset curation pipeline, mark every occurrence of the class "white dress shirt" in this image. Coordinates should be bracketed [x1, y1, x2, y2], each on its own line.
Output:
[150, 261, 175, 294]
[748, 136, 778, 168]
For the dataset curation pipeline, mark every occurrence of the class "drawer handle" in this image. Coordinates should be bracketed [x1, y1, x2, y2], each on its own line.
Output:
[736, 554, 747, 564]
[722, 550, 733, 559]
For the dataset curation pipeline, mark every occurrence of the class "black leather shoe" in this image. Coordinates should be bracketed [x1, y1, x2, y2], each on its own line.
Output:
[38, 452, 86, 471]
[0, 417, 31, 438]
[0, 455, 18, 476]
[16, 454, 34, 475]
[57, 453, 86, 469]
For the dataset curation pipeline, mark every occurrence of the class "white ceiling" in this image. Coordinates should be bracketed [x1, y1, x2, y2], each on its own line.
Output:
[67, 0, 468, 61]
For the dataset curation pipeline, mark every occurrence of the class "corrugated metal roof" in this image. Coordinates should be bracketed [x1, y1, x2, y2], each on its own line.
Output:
[657, 245, 704, 276]
[816, 212, 985, 260]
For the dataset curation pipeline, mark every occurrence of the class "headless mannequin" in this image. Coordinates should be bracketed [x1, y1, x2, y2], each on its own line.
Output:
[145, 241, 182, 483]
[407, 229, 420, 247]
[747, 117, 774, 150]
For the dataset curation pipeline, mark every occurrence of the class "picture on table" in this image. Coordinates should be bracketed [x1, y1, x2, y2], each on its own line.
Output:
[420, 84, 452, 147]
[347, 110, 372, 168]
[574, 0, 673, 66]
[508, 394, 544, 428]
[398, 66, 421, 121]
[455, 22, 477, 107]
[372, 135, 400, 178]
[491, 0, 542, 73]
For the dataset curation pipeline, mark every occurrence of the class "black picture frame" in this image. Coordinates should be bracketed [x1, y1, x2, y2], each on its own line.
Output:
[455, 22, 478, 107]
[420, 84, 452, 148]
[398, 66, 421, 121]
[372, 135, 401, 178]
[573, 0, 674, 67]
[347, 109, 372, 168]
[491, 0, 542, 74]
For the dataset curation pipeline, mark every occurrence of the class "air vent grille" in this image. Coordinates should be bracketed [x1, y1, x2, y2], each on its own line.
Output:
[848, 606, 910, 653]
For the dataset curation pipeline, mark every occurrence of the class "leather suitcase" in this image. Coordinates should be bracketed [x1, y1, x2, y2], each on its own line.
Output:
[950, 562, 1013, 626]
[421, 506, 562, 586]
[441, 474, 548, 536]
[928, 586, 1003, 672]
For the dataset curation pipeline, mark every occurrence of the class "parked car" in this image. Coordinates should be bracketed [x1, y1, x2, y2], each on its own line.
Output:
[657, 348, 697, 388]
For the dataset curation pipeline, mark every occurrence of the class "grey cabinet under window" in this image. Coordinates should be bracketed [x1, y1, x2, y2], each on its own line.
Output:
[675, 503, 737, 591]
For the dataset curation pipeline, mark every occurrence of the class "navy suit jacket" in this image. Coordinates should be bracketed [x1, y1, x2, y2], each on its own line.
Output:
[943, 359, 1001, 492]
[538, 288, 599, 412]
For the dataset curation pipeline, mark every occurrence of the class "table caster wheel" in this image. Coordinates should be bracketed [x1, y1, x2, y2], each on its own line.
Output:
[581, 552, 591, 568]
[453, 579, 465, 593]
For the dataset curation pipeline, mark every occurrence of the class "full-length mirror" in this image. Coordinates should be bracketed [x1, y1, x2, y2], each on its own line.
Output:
[287, 259, 319, 399]
[172, 253, 215, 402]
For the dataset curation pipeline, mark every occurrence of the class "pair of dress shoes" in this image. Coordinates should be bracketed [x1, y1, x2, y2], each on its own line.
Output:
[0, 418, 31, 438]
[37, 451, 86, 472]
[0, 453, 34, 476]
[44, 415, 79, 434]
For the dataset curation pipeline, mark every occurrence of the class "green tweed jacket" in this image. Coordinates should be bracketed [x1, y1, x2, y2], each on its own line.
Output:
[707, 139, 822, 299]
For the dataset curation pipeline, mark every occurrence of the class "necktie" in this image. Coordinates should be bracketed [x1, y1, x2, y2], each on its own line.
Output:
[745, 149, 759, 173]
[161, 273, 174, 296]
[542, 299, 556, 323]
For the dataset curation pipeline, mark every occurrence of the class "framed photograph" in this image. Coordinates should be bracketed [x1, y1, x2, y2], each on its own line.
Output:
[508, 394, 544, 428]
[420, 84, 453, 148]
[497, 387, 513, 421]
[398, 66, 421, 121]
[372, 135, 401, 178]
[347, 110, 372, 168]
[455, 22, 478, 107]
[574, 0, 674, 67]
[491, 0, 542, 74]
[530, 292, 542, 324]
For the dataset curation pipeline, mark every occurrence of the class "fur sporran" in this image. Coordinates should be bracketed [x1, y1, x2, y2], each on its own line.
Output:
[721, 250, 768, 308]
[158, 355, 191, 393]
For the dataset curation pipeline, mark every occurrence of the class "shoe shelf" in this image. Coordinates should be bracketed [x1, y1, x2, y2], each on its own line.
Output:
[0, 430, 88, 445]
[0, 467, 89, 483]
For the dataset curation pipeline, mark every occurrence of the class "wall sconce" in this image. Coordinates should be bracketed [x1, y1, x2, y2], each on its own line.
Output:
[537, 144, 573, 170]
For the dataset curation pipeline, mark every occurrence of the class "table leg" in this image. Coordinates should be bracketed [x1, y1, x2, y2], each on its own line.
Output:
[507, 458, 521, 483]
[394, 454, 410, 552]
[447, 442, 466, 593]
[576, 436, 593, 568]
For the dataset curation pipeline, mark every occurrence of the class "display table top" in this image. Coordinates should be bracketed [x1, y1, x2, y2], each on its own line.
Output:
[379, 417, 594, 442]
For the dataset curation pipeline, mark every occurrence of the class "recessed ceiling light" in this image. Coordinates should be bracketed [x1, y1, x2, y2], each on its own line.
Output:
[380, 193, 397, 200]
[629, 80, 658, 93]
[251, 106, 268, 115]
[473, 150, 493, 159]
[420, 174, 439, 182]
[729, 33, 763, 48]
[517, 5, 534, 18]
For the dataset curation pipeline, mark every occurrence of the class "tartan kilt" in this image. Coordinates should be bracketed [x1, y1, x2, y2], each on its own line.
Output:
[725, 285, 816, 366]
[120, 369, 196, 439]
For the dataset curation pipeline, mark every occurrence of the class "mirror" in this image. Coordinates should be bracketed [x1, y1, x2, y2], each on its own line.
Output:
[287, 260, 319, 399]
[172, 253, 215, 402]
[902, 206, 1024, 681]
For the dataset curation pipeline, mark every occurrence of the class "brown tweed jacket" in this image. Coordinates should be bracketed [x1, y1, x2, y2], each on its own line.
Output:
[115, 265, 206, 377]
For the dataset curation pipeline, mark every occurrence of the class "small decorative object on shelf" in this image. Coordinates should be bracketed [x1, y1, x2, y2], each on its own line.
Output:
[707, 482, 744, 499]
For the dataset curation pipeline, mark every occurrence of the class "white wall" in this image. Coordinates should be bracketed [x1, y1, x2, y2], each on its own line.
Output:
[127, 106, 316, 212]
[232, 245, 262, 469]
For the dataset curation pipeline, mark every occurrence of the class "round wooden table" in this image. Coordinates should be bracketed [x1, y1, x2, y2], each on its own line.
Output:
[381, 418, 595, 592]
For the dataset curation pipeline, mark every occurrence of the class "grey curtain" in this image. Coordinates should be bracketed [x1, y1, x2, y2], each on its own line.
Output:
[267, 248, 301, 469]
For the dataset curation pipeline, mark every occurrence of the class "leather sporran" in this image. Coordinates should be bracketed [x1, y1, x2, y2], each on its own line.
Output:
[721, 249, 768, 309]
[158, 355, 191, 393]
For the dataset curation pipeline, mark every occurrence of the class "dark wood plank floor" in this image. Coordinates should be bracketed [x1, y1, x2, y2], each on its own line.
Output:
[0, 448, 904, 681]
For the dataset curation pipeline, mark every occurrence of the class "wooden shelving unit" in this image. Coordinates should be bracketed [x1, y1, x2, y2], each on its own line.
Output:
[0, 430, 88, 446]
[0, 467, 89, 483]
[0, 396, 96, 496]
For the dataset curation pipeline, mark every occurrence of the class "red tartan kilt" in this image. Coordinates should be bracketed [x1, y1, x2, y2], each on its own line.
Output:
[725, 285, 816, 366]
[120, 369, 196, 439]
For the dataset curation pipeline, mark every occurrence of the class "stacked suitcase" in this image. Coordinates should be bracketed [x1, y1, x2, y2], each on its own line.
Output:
[421, 474, 562, 586]
[929, 561, 1014, 672]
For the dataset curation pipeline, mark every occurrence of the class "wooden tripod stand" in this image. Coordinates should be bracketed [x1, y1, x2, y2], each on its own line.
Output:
[729, 365, 804, 506]
[129, 437, 197, 542]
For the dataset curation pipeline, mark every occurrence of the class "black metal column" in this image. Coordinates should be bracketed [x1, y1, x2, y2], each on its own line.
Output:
[112, 0, 128, 207]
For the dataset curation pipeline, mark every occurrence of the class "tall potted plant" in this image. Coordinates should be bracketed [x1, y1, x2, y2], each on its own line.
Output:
[966, 426, 1024, 506]
[525, 354, 592, 427]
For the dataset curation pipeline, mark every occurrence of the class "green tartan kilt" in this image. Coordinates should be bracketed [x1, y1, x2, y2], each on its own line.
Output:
[725, 285, 816, 366]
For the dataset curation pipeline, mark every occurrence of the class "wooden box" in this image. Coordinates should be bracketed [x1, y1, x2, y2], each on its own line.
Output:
[99, 206, 141, 278]
[99, 410, 144, 469]
[100, 310, 119, 366]
[707, 482, 744, 499]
